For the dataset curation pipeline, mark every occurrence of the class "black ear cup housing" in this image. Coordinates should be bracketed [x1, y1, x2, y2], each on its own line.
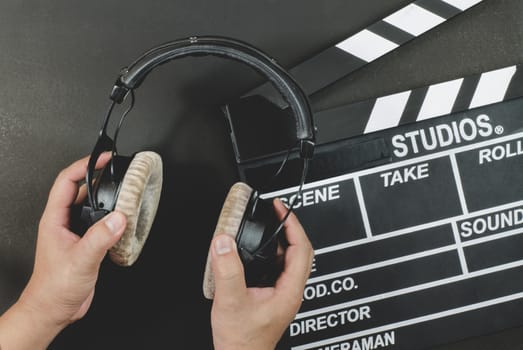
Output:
[79, 155, 133, 228]
[237, 194, 286, 288]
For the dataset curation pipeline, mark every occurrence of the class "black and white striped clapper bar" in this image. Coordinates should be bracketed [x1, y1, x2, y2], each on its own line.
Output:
[224, 0, 492, 164]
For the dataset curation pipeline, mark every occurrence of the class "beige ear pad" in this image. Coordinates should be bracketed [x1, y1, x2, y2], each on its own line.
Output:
[202, 182, 253, 299]
[109, 151, 163, 267]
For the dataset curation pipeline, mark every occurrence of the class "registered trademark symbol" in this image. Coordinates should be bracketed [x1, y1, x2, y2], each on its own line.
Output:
[495, 125, 504, 135]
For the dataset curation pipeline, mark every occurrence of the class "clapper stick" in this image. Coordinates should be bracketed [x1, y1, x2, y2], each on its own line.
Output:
[229, 63, 523, 179]
[314, 64, 523, 145]
[242, 0, 485, 109]
[224, 0, 486, 165]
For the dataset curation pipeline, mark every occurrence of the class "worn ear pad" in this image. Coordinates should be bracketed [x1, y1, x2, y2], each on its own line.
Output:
[109, 151, 163, 266]
[202, 182, 253, 299]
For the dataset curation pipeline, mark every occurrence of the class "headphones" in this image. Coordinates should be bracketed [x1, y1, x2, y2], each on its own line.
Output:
[79, 35, 316, 299]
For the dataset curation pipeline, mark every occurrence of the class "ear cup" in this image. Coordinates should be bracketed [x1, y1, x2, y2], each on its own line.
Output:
[109, 151, 163, 266]
[203, 182, 253, 300]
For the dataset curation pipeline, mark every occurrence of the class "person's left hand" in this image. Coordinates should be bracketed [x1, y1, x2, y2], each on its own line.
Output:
[0, 153, 127, 349]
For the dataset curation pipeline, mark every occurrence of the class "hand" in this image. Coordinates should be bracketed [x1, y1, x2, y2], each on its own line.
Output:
[209, 198, 314, 350]
[0, 153, 127, 350]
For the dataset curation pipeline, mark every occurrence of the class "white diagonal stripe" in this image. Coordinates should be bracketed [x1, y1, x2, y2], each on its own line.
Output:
[336, 29, 398, 62]
[364, 91, 411, 133]
[384, 4, 446, 36]
[441, 0, 483, 11]
[417, 78, 464, 121]
[469, 65, 517, 109]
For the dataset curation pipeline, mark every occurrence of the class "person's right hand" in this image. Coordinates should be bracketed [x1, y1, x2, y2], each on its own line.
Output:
[0, 153, 127, 350]
[209, 198, 314, 350]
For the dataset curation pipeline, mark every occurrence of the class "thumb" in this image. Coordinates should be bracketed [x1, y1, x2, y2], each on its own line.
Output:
[211, 234, 247, 302]
[74, 211, 126, 274]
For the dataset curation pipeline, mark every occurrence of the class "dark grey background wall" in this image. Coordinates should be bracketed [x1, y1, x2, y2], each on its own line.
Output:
[0, 0, 522, 349]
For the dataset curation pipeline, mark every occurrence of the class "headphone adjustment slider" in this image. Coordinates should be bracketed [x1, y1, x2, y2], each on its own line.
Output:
[110, 81, 130, 104]
[300, 139, 315, 159]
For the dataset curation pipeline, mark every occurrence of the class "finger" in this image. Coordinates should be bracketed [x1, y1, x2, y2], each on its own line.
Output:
[273, 198, 306, 243]
[42, 152, 112, 226]
[272, 198, 314, 295]
[74, 183, 87, 206]
[211, 234, 247, 304]
[48, 152, 112, 209]
[72, 211, 126, 276]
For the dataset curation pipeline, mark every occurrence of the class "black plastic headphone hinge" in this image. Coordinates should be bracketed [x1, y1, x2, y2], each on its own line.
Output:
[80, 205, 109, 226]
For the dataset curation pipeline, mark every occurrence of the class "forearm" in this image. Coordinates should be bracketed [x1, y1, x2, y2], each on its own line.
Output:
[0, 301, 65, 350]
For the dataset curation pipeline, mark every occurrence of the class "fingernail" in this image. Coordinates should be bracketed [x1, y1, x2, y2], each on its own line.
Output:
[214, 235, 233, 255]
[105, 212, 125, 234]
[277, 198, 290, 209]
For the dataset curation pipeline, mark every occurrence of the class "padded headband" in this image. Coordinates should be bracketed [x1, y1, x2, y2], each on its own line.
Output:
[110, 35, 316, 152]
[86, 35, 316, 213]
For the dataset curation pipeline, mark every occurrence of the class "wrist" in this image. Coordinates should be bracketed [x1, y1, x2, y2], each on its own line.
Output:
[17, 278, 73, 329]
[0, 298, 67, 350]
[15, 296, 69, 332]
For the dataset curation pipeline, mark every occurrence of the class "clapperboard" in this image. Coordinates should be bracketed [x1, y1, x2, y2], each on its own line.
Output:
[224, 1, 523, 349]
